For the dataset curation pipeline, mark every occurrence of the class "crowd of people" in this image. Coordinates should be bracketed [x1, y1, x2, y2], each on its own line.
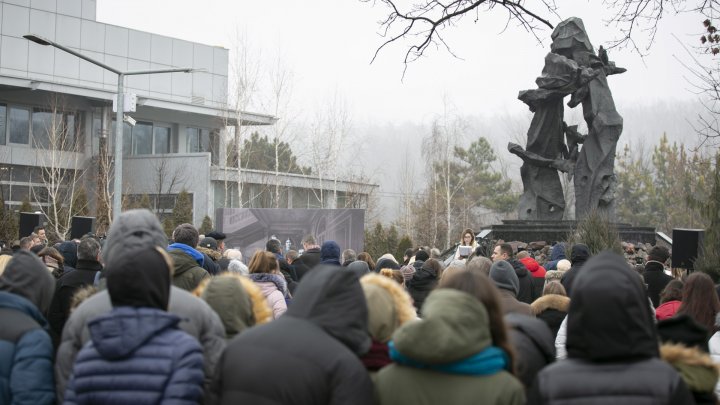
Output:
[1, 211, 718, 404]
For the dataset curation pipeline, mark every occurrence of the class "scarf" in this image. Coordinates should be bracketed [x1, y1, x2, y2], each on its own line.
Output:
[388, 341, 509, 376]
[361, 340, 392, 371]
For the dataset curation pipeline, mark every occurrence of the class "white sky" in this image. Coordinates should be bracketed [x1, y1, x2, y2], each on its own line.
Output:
[96, 0, 703, 125]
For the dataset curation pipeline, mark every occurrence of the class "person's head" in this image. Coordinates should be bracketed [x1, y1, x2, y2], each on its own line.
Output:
[491, 243, 513, 262]
[30, 233, 41, 246]
[0, 250, 56, 313]
[286, 250, 299, 264]
[199, 237, 218, 251]
[205, 231, 226, 252]
[421, 258, 443, 278]
[342, 249, 357, 264]
[380, 268, 405, 286]
[357, 252, 376, 270]
[77, 237, 101, 262]
[106, 246, 173, 310]
[248, 250, 279, 274]
[430, 248, 441, 258]
[173, 223, 199, 248]
[360, 272, 416, 343]
[438, 270, 515, 373]
[19, 236, 33, 250]
[223, 248, 242, 261]
[414, 249, 430, 263]
[647, 245, 670, 264]
[556, 259, 572, 272]
[678, 272, 720, 335]
[227, 259, 249, 276]
[103, 209, 168, 266]
[466, 256, 493, 276]
[659, 279, 684, 304]
[301, 234, 317, 250]
[320, 240, 341, 264]
[516, 250, 530, 260]
[489, 260, 519, 296]
[34, 226, 46, 241]
[461, 228, 475, 246]
[403, 248, 415, 264]
[543, 281, 567, 297]
[266, 238, 282, 254]
[441, 260, 466, 281]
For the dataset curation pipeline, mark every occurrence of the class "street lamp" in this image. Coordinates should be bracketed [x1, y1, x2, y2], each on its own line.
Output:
[24, 34, 196, 222]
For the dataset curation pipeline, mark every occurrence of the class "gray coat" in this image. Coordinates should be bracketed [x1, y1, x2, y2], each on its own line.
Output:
[55, 285, 226, 402]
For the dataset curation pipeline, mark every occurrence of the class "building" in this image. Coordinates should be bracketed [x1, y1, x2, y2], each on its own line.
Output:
[0, 0, 376, 236]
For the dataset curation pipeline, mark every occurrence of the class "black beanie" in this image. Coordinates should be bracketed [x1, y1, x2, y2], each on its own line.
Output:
[415, 250, 430, 262]
[106, 246, 172, 310]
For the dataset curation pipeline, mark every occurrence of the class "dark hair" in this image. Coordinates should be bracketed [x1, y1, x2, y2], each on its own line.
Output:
[34, 225, 45, 233]
[659, 279, 684, 304]
[497, 243, 513, 258]
[173, 223, 199, 247]
[438, 270, 516, 375]
[678, 273, 720, 335]
[249, 251, 279, 274]
[357, 252, 376, 270]
[422, 258, 444, 279]
[77, 237, 101, 261]
[647, 245, 670, 263]
[460, 228, 475, 245]
[266, 239, 282, 254]
[403, 248, 415, 265]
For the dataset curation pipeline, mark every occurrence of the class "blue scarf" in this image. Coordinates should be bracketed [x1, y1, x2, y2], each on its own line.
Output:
[388, 341, 509, 376]
[167, 243, 204, 266]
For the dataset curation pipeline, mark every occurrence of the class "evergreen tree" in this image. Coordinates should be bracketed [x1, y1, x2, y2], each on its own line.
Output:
[396, 234, 413, 263]
[239, 132, 312, 174]
[0, 196, 18, 243]
[386, 225, 399, 261]
[689, 153, 720, 281]
[137, 194, 153, 211]
[199, 215, 213, 235]
[172, 190, 193, 226]
[19, 198, 32, 213]
[615, 144, 657, 226]
[163, 217, 174, 240]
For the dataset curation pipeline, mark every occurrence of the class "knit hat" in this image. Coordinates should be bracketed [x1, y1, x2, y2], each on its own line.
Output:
[200, 237, 218, 250]
[414, 250, 429, 262]
[489, 260, 519, 296]
[545, 270, 563, 283]
[557, 259, 572, 272]
[399, 265, 416, 281]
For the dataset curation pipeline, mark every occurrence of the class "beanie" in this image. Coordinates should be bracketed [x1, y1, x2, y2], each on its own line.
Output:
[400, 265, 416, 281]
[489, 260, 519, 296]
[414, 250, 430, 262]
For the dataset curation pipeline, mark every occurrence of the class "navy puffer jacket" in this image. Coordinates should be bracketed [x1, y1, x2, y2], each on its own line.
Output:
[64, 307, 204, 404]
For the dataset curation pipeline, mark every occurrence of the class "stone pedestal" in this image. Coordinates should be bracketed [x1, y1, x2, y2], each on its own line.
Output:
[489, 220, 656, 244]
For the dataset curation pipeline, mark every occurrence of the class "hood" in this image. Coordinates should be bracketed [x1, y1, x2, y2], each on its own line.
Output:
[360, 273, 416, 343]
[0, 250, 55, 313]
[320, 241, 341, 265]
[550, 244, 566, 262]
[168, 243, 204, 266]
[248, 272, 289, 297]
[201, 274, 272, 339]
[520, 257, 546, 277]
[286, 264, 370, 355]
[58, 241, 78, 268]
[531, 294, 570, 314]
[660, 344, 720, 393]
[107, 247, 172, 310]
[89, 307, 180, 359]
[490, 260, 519, 296]
[510, 259, 529, 279]
[197, 246, 222, 261]
[392, 289, 491, 364]
[375, 258, 400, 272]
[168, 249, 202, 276]
[505, 313, 556, 363]
[570, 244, 591, 265]
[102, 209, 168, 265]
[0, 290, 50, 328]
[347, 260, 370, 278]
[567, 251, 658, 362]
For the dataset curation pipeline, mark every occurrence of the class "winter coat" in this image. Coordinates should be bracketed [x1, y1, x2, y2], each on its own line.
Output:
[199, 273, 273, 339]
[247, 273, 289, 319]
[559, 244, 590, 295]
[198, 246, 222, 276]
[656, 300, 682, 321]
[293, 247, 320, 280]
[64, 307, 204, 405]
[0, 250, 56, 405]
[209, 265, 375, 405]
[168, 248, 210, 292]
[505, 313, 555, 389]
[529, 252, 694, 405]
[644, 260, 674, 308]
[544, 244, 566, 271]
[47, 258, 103, 341]
[407, 261, 438, 314]
[498, 289, 533, 316]
[531, 294, 570, 339]
[376, 289, 525, 405]
[509, 259, 534, 304]
[661, 343, 719, 405]
[709, 331, 720, 399]
[55, 286, 226, 402]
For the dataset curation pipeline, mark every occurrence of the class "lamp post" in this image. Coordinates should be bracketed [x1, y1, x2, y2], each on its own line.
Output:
[24, 34, 195, 222]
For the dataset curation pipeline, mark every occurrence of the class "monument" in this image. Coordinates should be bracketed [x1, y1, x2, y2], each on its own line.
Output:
[509, 17, 626, 221]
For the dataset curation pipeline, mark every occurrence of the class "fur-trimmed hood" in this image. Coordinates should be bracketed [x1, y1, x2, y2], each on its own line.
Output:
[660, 343, 720, 393]
[531, 294, 570, 315]
[197, 246, 222, 261]
[360, 273, 417, 343]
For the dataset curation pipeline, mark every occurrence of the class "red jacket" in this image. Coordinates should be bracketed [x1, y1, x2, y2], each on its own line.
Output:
[655, 300, 681, 321]
[520, 257, 546, 278]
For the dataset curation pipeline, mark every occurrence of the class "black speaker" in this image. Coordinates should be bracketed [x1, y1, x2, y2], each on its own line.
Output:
[19, 212, 43, 239]
[672, 228, 704, 270]
[70, 216, 95, 240]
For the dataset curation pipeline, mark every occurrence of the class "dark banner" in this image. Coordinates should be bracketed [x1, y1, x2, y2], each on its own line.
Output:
[216, 208, 365, 263]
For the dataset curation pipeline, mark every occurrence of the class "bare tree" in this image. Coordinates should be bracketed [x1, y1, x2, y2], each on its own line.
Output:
[150, 156, 188, 216]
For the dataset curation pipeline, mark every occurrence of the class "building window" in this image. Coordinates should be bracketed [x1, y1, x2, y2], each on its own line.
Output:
[9, 107, 30, 145]
[0, 104, 6, 145]
[133, 122, 153, 155]
[154, 126, 171, 154]
[31, 109, 81, 151]
[187, 127, 210, 153]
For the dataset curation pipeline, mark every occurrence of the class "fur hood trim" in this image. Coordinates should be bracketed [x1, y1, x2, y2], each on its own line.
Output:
[361, 273, 417, 326]
[193, 273, 273, 326]
[531, 294, 570, 315]
[197, 246, 222, 261]
[660, 344, 720, 371]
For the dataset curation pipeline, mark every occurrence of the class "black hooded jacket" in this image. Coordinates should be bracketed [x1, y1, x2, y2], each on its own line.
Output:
[210, 265, 376, 405]
[509, 259, 534, 304]
[560, 244, 591, 295]
[643, 260, 673, 308]
[293, 248, 320, 280]
[505, 313, 555, 389]
[528, 252, 694, 405]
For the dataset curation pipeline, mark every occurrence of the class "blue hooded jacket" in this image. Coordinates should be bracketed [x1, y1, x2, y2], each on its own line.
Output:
[545, 244, 566, 270]
[320, 241, 342, 266]
[64, 307, 204, 404]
